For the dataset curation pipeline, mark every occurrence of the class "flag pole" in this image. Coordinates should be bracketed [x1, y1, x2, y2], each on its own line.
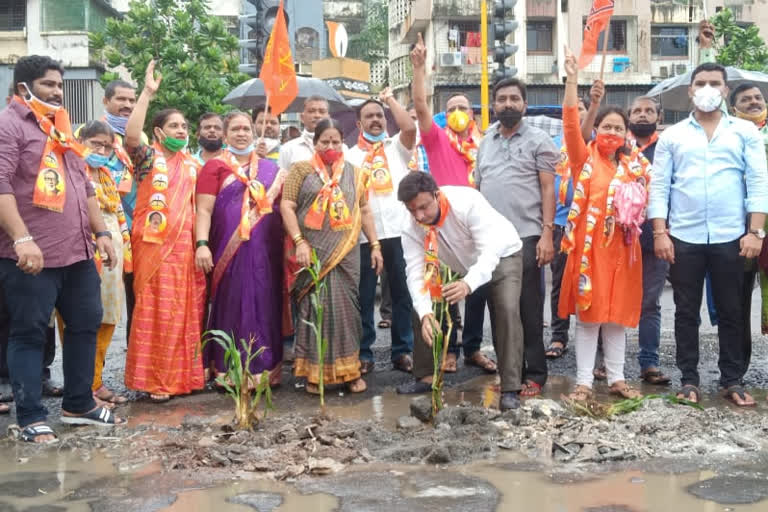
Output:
[599, 17, 611, 81]
[261, 92, 270, 140]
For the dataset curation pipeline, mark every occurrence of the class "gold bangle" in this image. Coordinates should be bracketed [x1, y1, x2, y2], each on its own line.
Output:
[293, 233, 304, 244]
[370, 241, 381, 250]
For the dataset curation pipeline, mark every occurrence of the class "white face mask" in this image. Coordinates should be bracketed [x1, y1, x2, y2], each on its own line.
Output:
[693, 85, 723, 113]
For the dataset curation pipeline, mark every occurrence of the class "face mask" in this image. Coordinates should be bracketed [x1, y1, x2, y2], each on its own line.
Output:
[158, 129, 187, 153]
[260, 137, 280, 150]
[198, 137, 223, 152]
[105, 112, 129, 135]
[735, 108, 768, 126]
[497, 108, 523, 129]
[692, 85, 723, 113]
[229, 144, 254, 156]
[363, 131, 387, 143]
[85, 153, 111, 168]
[447, 110, 470, 133]
[319, 148, 343, 165]
[595, 133, 625, 155]
[19, 82, 61, 118]
[629, 122, 657, 138]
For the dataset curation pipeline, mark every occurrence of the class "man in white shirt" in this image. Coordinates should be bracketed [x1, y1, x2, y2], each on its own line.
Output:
[396, 172, 525, 411]
[347, 88, 417, 375]
[279, 95, 347, 170]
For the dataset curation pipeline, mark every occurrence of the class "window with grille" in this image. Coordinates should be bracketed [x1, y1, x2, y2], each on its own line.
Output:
[41, 0, 113, 32]
[0, 0, 25, 31]
[446, 21, 482, 50]
[527, 20, 553, 53]
[582, 19, 627, 52]
[651, 26, 688, 57]
[63, 79, 100, 125]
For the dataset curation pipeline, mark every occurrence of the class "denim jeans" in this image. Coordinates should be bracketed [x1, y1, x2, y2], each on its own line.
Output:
[637, 249, 669, 371]
[0, 285, 56, 381]
[359, 238, 413, 363]
[668, 238, 745, 388]
[0, 258, 101, 427]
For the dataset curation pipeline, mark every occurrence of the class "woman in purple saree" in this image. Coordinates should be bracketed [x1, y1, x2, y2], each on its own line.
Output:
[195, 111, 286, 385]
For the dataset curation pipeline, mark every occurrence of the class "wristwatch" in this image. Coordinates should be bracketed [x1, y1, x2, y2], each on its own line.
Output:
[95, 231, 112, 239]
[749, 228, 766, 239]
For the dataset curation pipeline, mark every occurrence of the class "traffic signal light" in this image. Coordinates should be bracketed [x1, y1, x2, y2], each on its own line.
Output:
[238, 1, 290, 76]
[491, 0, 519, 81]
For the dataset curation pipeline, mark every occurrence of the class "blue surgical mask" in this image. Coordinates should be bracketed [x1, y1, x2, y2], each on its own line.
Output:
[85, 153, 111, 168]
[229, 144, 254, 156]
[363, 131, 387, 143]
[105, 112, 129, 135]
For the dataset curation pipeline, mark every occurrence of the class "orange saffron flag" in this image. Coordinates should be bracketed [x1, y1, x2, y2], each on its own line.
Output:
[578, 0, 615, 69]
[259, 0, 298, 116]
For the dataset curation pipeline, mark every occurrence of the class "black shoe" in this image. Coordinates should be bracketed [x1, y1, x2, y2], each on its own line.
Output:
[396, 380, 432, 395]
[500, 391, 520, 411]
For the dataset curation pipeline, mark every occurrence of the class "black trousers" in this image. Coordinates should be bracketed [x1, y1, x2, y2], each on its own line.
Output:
[124, 272, 135, 347]
[669, 237, 746, 388]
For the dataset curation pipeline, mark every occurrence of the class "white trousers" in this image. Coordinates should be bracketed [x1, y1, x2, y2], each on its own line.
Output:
[575, 319, 627, 387]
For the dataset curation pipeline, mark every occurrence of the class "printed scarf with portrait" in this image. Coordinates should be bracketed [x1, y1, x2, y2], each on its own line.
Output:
[357, 132, 393, 195]
[14, 96, 88, 213]
[217, 149, 272, 240]
[444, 122, 479, 187]
[560, 144, 649, 311]
[304, 152, 353, 231]
[89, 165, 133, 274]
[418, 191, 451, 299]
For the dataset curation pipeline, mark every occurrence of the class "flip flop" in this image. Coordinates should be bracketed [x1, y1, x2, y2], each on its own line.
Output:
[442, 353, 458, 373]
[377, 319, 391, 329]
[723, 385, 756, 407]
[641, 369, 671, 385]
[520, 380, 542, 397]
[466, 352, 497, 374]
[94, 387, 129, 404]
[0, 403, 9, 415]
[676, 384, 701, 404]
[61, 406, 125, 426]
[545, 342, 568, 359]
[20, 424, 58, 444]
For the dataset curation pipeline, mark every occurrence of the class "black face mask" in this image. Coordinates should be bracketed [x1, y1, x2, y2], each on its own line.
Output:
[198, 137, 223, 152]
[497, 108, 523, 128]
[629, 122, 656, 138]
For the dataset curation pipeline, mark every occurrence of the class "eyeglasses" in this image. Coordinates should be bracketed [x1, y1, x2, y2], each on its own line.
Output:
[85, 140, 112, 151]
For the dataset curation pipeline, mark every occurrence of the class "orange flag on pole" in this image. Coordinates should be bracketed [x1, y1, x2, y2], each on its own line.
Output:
[259, 0, 298, 116]
[578, 0, 615, 69]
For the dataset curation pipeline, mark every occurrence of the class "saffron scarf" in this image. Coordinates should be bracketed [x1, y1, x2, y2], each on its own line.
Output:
[304, 152, 353, 231]
[419, 191, 451, 299]
[217, 149, 272, 240]
[627, 130, 659, 154]
[444, 122, 479, 187]
[14, 96, 88, 213]
[561, 145, 649, 311]
[356, 132, 393, 195]
[89, 165, 133, 273]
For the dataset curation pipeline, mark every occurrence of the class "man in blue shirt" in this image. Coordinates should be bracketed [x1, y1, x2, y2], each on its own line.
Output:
[649, 62, 768, 407]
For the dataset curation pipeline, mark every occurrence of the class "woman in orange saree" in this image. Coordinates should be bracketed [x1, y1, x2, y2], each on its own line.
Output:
[559, 49, 650, 402]
[280, 119, 383, 395]
[123, 61, 206, 402]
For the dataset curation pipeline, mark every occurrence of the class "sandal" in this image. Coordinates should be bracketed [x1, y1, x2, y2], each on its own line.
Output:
[20, 424, 58, 444]
[593, 366, 607, 381]
[676, 384, 701, 403]
[378, 319, 391, 329]
[347, 378, 367, 393]
[149, 394, 171, 403]
[567, 385, 593, 401]
[442, 353, 458, 373]
[466, 351, 497, 374]
[641, 368, 671, 385]
[0, 403, 9, 415]
[609, 381, 642, 399]
[306, 383, 320, 395]
[94, 386, 128, 404]
[61, 406, 125, 427]
[545, 341, 567, 359]
[723, 385, 756, 407]
[520, 380, 542, 397]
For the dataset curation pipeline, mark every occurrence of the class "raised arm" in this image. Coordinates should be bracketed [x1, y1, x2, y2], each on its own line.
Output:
[410, 33, 433, 135]
[581, 79, 604, 142]
[697, 19, 716, 65]
[563, 47, 588, 170]
[380, 87, 416, 150]
[126, 60, 161, 149]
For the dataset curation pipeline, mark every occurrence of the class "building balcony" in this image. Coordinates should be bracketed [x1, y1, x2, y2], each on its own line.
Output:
[433, 0, 482, 18]
[400, 0, 432, 44]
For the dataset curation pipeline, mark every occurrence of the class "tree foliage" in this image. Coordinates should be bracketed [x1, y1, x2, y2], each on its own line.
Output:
[711, 8, 768, 71]
[347, 0, 388, 66]
[89, 0, 249, 134]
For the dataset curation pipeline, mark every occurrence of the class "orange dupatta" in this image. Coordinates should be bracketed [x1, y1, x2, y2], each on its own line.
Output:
[304, 153, 353, 231]
[132, 145, 199, 295]
[419, 191, 451, 299]
[13, 96, 88, 212]
[216, 150, 272, 240]
[444, 121, 480, 187]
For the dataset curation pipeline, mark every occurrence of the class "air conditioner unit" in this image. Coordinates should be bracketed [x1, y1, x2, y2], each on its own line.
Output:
[675, 64, 687, 75]
[440, 52, 463, 67]
[659, 66, 669, 78]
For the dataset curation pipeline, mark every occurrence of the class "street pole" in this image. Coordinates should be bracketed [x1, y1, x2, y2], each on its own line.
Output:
[480, 0, 490, 130]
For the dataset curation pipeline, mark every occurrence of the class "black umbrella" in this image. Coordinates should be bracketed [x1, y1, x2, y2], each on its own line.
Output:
[223, 77, 351, 113]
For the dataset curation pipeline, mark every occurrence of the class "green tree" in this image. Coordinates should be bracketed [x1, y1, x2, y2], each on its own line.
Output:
[711, 8, 768, 71]
[347, 0, 388, 67]
[89, 0, 249, 134]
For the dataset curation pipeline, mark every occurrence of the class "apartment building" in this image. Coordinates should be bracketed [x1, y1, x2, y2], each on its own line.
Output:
[390, 0, 768, 117]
